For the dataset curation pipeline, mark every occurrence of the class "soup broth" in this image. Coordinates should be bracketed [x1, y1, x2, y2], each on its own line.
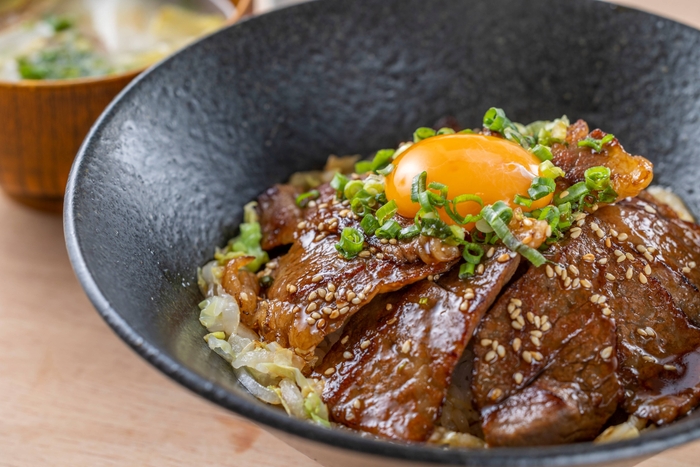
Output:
[0, 0, 231, 81]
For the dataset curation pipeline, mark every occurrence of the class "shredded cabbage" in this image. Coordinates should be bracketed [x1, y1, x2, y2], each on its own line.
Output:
[199, 269, 330, 427]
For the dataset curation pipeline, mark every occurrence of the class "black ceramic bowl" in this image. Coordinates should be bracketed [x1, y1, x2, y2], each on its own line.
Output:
[65, 0, 700, 465]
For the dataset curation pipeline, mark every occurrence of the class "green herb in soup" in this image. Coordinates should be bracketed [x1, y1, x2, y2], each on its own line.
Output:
[0, 0, 231, 81]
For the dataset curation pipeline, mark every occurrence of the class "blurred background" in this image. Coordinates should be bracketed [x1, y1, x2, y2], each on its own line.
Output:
[1, 1, 699, 466]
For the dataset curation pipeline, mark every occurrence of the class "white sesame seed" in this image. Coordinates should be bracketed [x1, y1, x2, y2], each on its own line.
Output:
[582, 253, 595, 262]
[530, 330, 543, 338]
[639, 273, 648, 284]
[330, 310, 340, 319]
[596, 230, 605, 239]
[574, 212, 587, 221]
[618, 233, 629, 241]
[570, 228, 582, 239]
[531, 336, 542, 347]
[507, 303, 516, 313]
[614, 250, 624, 257]
[637, 328, 648, 337]
[380, 238, 388, 244]
[569, 265, 580, 276]
[307, 303, 318, 313]
[375, 252, 385, 260]
[642, 355, 656, 363]
[554, 265, 564, 276]
[645, 327, 656, 337]
[511, 320, 523, 330]
[513, 372, 524, 384]
[590, 294, 601, 303]
[464, 291, 475, 300]
[326, 283, 336, 292]
[560, 190, 570, 198]
[286, 284, 297, 293]
[491, 340, 499, 350]
[314, 234, 326, 242]
[360, 340, 370, 350]
[664, 364, 678, 371]
[322, 307, 332, 315]
[459, 301, 469, 312]
[311, 274, 323, 283]
[561, 269, 568, 281]
[590, 222, 600, 231]
[511, 298, 523, 306]
[317, 288, 327, 298]
[389, 238, 398, 245]
[597, 296, 607, 304]
[297, 221, 307, 229]
[541, 321, 552, 331]
[611, 229, 619, 237]
[346, 291, 356, 300]
[602, 307, 612, 316]
[644, 264, 652, 275]
[386, 317, 397, 325]
[606, 273, 616, 281]
[644, 252, 653, 262]
[497, 253, 510, 263]
[343, 351, 353, 359]
[690, 261, 697, 268]
[577, 219, 586, 227]
[481, 339, 493, 347]
[512, 338, 522, 352]
[598, 258, 608, 265]
[497, 345, 506, 357]
[546, 225, 553, 237]
[564, 277, 572, 287]
[546, 265, 554, 278]
[626, 252, 634, 261]
[637, 245, 647, 254]
[510, 308, 522, 319]
[644, 205, 657, 214]
[485, 350, 497, 362]
[591, 204, 599, 212]
[523, 218, 534, 227]
[534, 315, 541, 328]
[341, 336, 349, 345]
[581, 279, 592, 288]
[358, 250, 371, 258]
[532, 351, 543, 361]
[487, 247, 495, 258]
[311, 312, 322, 320]
[522, 351, 533, 363]
[325, 292, 334, 302]
[385, 304, 393, 311]
[351, 297, 361, 305]
[477, 264, 485, 274]
[293, 306, 301, 314]
[489, 388, 503, 401]
[517, 315, 525, 326]
[306, 317, 317, 325]
[526, 312, 535, 324]
[605, 237, 612, 248]
[401, 340, 412, 354]
[353, 399, 362, 409]
[600, 346, 614, 359]
[324, 367, 335, 376]
[617, 255, 626, 263]
[683, 267, 692, 274]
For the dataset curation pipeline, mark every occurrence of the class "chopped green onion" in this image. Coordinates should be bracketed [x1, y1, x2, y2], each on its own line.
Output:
[504, 127, 533, 149]
[376, 219, 401, 239]
[295, 190, 320, 207]
[483, 108, 511, 132]
[343, 180, 364, 200]
[411, 171, 428, 203]
[597, 185, 618, 203]
[355, 160, 373, 174]
[490, 201, 514, 225]
[462, 243, 483, 264]
[584, 166, 611, 191]
[351, 197, 369, 216]
[414, 127, 437, 142]
[444, 194, 484, 225]
[428, 181, 449, 199]
[527, 177, 556, 200]
[376, 200, 398, 225]
[227, 202, 269, 272]
[360, 214, 380, 235]
[363, 178, 384, 196]
[539, 160, 565, 179]
[530, 144, 553, 162]
[259, 275, 273, 287]
[555, 182, 589, 205]
[578, 134, 615, 153]
[514, 194, 533, 208]
[419, 217, 453, 239]
[335, 227, 364, 259]
[377, 163, 395, 176]
[481, 204, 546, 267]
[330, 172, 349, 196]
[537, 205, 561, 230]
[370, 149, 395, 173]
[437, 127, 456, 135]
[398, 224, 420, 240]
[459, 262, 476, 279]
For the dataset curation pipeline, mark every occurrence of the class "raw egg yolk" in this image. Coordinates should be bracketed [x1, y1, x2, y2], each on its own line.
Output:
[385, 134, 552, 225]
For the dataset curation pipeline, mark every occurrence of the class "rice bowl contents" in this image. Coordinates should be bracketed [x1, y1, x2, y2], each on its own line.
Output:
[198, 107, 700, 447]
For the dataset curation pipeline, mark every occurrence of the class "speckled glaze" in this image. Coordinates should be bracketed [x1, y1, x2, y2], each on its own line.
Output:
[65, 0, 700, 466]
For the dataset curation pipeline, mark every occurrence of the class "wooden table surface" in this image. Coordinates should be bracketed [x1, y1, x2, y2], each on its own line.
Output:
[2, 1, 700, 465]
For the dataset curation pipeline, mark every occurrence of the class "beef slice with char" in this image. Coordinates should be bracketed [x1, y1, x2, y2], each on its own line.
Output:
[552, 120, 653, 200]
[482, 311, 620, 447]
[257, 184, 303, 250]
[252, 184, 460, 358]
[475, 200, 700, 445]
[314, 246, 519, 441]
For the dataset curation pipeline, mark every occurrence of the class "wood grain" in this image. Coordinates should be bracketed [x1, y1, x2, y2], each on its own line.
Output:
[1, 0, 700, 466]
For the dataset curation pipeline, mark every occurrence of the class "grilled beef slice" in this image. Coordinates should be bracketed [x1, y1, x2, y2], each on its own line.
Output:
[474, 195, 700, 446]
[257, 184, 303, 250]
[314, 246, 519, 441]
[251, 184, 460, 358]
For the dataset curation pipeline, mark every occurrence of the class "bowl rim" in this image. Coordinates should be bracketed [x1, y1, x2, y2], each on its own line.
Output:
[64, 0, 700, 465]
[0, 0, 252, 89]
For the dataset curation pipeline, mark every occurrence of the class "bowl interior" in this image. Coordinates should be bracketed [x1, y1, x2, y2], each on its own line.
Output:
[66, 0, 700, 465]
